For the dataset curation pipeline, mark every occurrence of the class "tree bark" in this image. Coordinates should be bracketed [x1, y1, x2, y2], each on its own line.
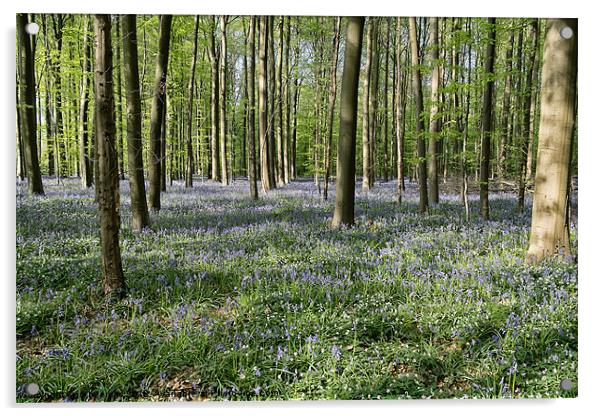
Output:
[17, 13, 44, 195]
[115, 17, 125, 180]
[148, 15, 172, 210]
[122, 14, 151, 231]
[526, 19, 577, 263]
[409, 17, 428, 214]
[332, 17, 365, 228]
[93, 14, 126, 298]
[479, 18, 496, 220]
[219, 16, 229, 185]
[395, 18, 408, 204]
[258, 16, 271, 193]
[361, 18, 373, 192]
[247, 16, 258, 200]
[428, 17, 440, 205]
[276, 16, 285, 186]
[185, 16, 200, 188]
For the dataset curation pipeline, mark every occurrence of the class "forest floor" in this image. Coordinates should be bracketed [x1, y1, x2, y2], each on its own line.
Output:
[16, 177, 577, 401]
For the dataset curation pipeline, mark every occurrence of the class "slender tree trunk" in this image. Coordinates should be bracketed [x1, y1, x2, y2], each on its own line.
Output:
[267, 16, 277, 189]
[527, 19, 577, 263]
[313, 30, 323, 193]
[185, 16, 200, 188]
[409, 17, 428, 214]
[115, 18, 125, 180]
[368, 21, 379, 188]
[161, 93, 167, 191]
[518, 19, 540, 213]
[275, 16, 285, 186]
[382, 18, 390, 183]
[258, 16, 271, 193]
[93, 14, 126, 298]
[122, 14, 151, 231]
[207, 16, 220, 182]
[332, 17, 365, 228]
[17, 13, 44, 195]
[526, 20, 541, 181]
[361, 18, 373, 192]
[51, 15, 66, 178]
[16, 80, 26, 181]
[479, 18, 496, 220]
[428, 17, 440, 205]
[283, 16, 291, 184]
[247, 16, 258, 200]
[396, 18, 408, 203]
[322, 17, 341, 200]
[78, 16, 93, 188]
[219, 15, 229, 185]
[290, 24, 301, 181]
[498, 30, 514, 179]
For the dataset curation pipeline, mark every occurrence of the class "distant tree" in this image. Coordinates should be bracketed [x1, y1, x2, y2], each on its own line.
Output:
[122, 14, 151, 231]
[323, 17, 341, 201]
[361, 18, 374, 192]
[408, 17, 428, 214]
[331, 17, 365, 228]
[78, 15, 93, 188]
[527, 19, 577, 263]
[148, 15, 172, 211]
[17, 13, 44, 195]
[517, 19, 540, 213]
[479, 17, 496, 220]
[93, 14, 126, 298]
[185, 16, 200, 188]
[395, 17, 408, 204]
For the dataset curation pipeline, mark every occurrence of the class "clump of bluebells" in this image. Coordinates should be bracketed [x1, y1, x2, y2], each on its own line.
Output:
[16, 178, 577, 401]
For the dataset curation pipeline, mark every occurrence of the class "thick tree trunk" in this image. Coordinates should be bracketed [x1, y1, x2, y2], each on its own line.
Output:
[219, 16, 229, 185]
[428, 17, 440, 205]
[361, 18, 373, 192]
[409, 17, 428, 214]
[148, 15, 172, 210]
[332, 17, 364, 228]
[185, 16, 200, 188]
[479, 18, 496, 220]
[323, 17, 341, 201]
[122, 14, 151, 231]
[283, 17, 291, 184]
[247, 16, 258, 200]
[267, 17, 277, 189]
[517, 20, 540, 213]
[526, 19, 577, 263]
[17, 13, 44, 195]
[93, 14, 126, 298]
[79, 16, 93, 188]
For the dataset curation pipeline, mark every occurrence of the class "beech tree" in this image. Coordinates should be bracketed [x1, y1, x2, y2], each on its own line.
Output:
[17, 13, 44, 195]
[526, 19, 577, 263]
[93, 14, 126, 297]
[427, 17, 440, 205]
[148, 15, 172, 211]
[122, 14, 150, 231]
[332, 17, 365, 228]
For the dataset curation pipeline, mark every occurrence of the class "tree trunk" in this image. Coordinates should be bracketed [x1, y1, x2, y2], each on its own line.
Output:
[247, 16, 258, 200]
[479, 18, 496, 220]
[219, 16, 229, 185]
[368, 20, 379, 188]
[323, 17, 342, 201]
[79, 15, 93, 188]
[122, 14, 151, 231]
[258, 16, 271, 193]
[17, 13, 44, 195]
[331, 17, 365, 228]
[517, 19, 540, 213]
[185, 16, 200, 188]
[283, 17, 291, 184]
[267, 17, 277, 189]
[361, 18, 373, 192]
[526, 19, 577, 263]
[395, 18, 408, 204]
[148, 15, 172, 210]
[115, 17, 125, 180]
[313, 27, 323, 193]
[93, 14, 126, 298]
[382, 18, 390, 183]
[498, 29, 514, 179]
[428, 17, 440, 205]
[275, 16, 285, 187]
[409, 17, 428, 214]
